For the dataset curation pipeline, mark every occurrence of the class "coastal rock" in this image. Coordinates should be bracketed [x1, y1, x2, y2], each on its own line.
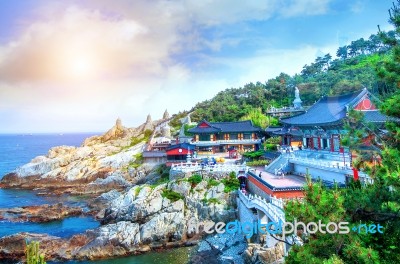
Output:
[190, 232, 247, 264]
[0, 117, 164, 194]
[75, 221, 141, 259]
[0, 203, 82, 223]
[0, 177, 238, 262]
[243, 242, 285, 264]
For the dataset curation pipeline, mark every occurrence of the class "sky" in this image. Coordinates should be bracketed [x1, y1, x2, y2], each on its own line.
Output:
[0, 0, 395, 133]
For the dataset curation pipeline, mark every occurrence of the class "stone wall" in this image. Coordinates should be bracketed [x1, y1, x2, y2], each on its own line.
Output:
[169, 170, 235, 181]
[246, 175, 272, 200]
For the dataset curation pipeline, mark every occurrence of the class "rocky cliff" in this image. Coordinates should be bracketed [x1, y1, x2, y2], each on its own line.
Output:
[0, 178, 238, 262]
[0, 117, 163, 194]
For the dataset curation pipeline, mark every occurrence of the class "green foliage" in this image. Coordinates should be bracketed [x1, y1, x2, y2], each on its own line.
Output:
[242, 150, 264, 160]
[287, 5, 400, 262]
[26, 241, 46, 264]
[143, 129, 152, 138]
[208, 198, 220, 204]
[264, 143, 277, 151]
[239, 107, 278, 129]
[201, 197, 220, 205]
[184, 124, 196, 135]
[207, 178, 220, 188]
[187, 174, 202, 187]
[265, 136, 281, 144]
[169, 111, 189, 130]
[128, 153, 144, 169]
[161, 189, 184, 202]
[246, 160, 270, 166]
[134, 186, 143, 196]
[221, 172, 240, 193]
[285, 180, 381, 264]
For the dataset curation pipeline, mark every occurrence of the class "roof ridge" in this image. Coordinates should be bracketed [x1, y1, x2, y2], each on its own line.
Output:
[211, 120, 250, 124]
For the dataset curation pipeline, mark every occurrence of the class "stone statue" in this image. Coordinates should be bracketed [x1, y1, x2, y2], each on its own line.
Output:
[293, 87, 303, 109]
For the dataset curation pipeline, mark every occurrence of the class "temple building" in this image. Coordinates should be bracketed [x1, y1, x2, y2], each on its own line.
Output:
[166, 143, 195, 165]
[188, 120, 263, 154]
[267, 88, 391, 152]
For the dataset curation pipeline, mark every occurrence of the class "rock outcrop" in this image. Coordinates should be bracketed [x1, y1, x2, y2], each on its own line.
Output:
[243, 242, 285, 264]
[0, 178, 238, 262]
[0, 117, 163, 194]
[0, 203, 82, 223]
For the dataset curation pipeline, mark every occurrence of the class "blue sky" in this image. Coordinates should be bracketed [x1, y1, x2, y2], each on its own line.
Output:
[0, 0, 394, 133]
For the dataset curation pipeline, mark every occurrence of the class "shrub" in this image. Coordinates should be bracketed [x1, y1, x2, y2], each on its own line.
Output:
[134, 186, 143, 196]
[187, 174, 202, 187]
[264, 143, 277, 151]
[208, 198, 220, 204]
[201, 197, 220, 205]
[242, 150, 264, 160]
[207, 179, 220, 188]
[246, 160, 270, 166]
[221, 172, 240, 193]
[161, 189, 184, 202]
[128, 153, 144, 169]
[26, 241, 46, 264]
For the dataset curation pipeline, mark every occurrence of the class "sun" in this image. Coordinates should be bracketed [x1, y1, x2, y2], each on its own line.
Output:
[69, 56, 93, 77]
[64, 53, 98, 80]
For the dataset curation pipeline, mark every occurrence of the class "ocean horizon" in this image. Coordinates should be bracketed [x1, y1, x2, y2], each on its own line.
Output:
[0, 133, 99, 178]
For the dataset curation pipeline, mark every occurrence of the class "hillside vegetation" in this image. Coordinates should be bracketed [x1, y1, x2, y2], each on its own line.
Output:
[170, 31, 397, 130]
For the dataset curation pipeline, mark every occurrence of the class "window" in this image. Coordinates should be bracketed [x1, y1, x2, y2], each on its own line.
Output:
[243, 133, 252, 140]
[230, 133, 238, 140]
[199, 134, 209, 141]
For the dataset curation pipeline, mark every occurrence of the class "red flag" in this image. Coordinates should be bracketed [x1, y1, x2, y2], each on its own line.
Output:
[339, 147, 344, 153]
[352, 168, 359, 181]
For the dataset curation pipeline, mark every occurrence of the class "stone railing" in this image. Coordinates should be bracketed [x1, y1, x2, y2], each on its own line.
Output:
[238, 189, 285, 223]
[191, 139, 261, 146]
[171, 162, 248, 173]
[289, 156, 352, 170]
[270, 195, 284, 209]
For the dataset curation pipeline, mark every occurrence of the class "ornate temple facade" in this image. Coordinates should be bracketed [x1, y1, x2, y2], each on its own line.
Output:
[267, 88, 390, 152]
[188, 120, 263, 153]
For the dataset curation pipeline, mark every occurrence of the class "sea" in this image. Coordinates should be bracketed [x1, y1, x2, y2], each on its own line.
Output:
[0, 134, 194, 263]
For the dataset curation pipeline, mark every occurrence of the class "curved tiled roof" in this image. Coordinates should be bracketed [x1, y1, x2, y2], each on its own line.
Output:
[188, 120, 262, 133]
[280, 89, 367, 126]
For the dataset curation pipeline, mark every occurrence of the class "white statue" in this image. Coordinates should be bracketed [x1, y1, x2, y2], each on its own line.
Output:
[293, 87, 302, 109]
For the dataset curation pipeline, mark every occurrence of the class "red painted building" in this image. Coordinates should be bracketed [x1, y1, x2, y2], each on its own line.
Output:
[165, 143, 194, 165]
[268, 88, 394, 152]
[188, 120, 263, 154]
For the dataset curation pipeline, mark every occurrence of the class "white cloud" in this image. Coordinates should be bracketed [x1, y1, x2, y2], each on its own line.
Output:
[280, 0, 332, 17]
[0, 0, 337, 132]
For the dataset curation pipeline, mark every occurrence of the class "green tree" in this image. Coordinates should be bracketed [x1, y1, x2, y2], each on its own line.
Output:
[239, 107, 278, 129]
[286, 2, 400, 263]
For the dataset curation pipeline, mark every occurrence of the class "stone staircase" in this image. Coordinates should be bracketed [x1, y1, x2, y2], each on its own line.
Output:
[264, 155, 289, 175]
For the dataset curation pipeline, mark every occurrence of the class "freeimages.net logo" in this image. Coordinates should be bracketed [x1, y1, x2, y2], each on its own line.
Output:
[195, 219, 384, 239]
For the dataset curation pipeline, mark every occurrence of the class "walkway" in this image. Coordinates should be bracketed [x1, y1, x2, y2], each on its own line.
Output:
[253, 167, 306, 189]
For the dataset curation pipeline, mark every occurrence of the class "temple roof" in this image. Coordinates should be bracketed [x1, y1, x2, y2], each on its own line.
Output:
[166, 143, 195, 151]
[188, 120, 262, 134]
[280, 89, 371, 126]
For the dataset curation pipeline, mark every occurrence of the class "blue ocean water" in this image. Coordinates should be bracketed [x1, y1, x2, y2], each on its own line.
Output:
[0, 133, 97, 178]
[0, 133, 100, 238]
[0, 134, 194, 263]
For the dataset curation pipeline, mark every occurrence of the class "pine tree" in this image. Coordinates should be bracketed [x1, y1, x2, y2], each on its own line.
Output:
[286, 2, 400, 263]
